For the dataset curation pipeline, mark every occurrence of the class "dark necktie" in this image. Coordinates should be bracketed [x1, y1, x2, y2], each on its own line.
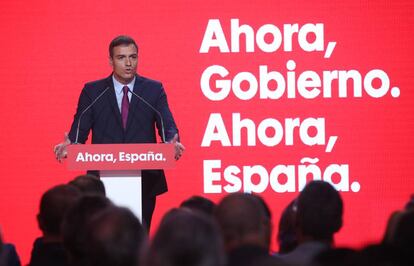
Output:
[121, 86, 129, 129]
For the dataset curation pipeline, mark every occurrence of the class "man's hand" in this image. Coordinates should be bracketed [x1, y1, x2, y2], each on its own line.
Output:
[54, 133, 71, 163]
[168, 133, 185, 160]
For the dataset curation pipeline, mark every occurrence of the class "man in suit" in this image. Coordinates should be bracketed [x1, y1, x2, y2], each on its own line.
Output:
[54, 35, 184, 230]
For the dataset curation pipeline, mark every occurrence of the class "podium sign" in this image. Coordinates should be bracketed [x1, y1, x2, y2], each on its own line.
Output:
[67, 143, 175, 170]
[66, 143, 175, 221]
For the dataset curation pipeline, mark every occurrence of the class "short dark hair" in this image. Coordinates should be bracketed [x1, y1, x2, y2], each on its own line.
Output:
[277, 198, 298, 254]
[109, 35, 138, 57]
[214, 193, 271, 249]
[69, 175, 106, 196]
[147, 208, 225, 266]
[86, 206, 146, 266]
[62, 195, 112, 266]
[392, 210, 414, 250]
[405, 194, 414, 210]
[180, 195, 216, 216]
[296, 181, 343, 241]
[38, 184, 81, 236]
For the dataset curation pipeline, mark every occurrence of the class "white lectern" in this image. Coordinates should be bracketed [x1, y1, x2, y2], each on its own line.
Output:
[66, 143, 175, 222]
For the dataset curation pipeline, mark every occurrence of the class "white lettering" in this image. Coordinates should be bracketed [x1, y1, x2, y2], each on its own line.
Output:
[75, 152, 114, 162]
[202, 113, 326, 147]
[201, 113, 231, 147]
[199, 19, 229, 53]
[203, 159, 354, 193]
[203, 160, 222, 193]
[200, 19, 326, 53]
[200, 64, 391, 101]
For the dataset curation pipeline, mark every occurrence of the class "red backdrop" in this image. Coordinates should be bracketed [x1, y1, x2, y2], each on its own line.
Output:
[0, 0, 413, 263]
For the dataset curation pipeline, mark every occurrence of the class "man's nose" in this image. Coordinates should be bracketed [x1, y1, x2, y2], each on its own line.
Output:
[126, 58, 131, 66]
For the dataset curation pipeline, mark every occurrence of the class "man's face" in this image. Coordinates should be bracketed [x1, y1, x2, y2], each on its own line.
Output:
[110, 44, 138, 84]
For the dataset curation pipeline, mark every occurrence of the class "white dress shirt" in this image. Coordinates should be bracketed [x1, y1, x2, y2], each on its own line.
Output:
[112, 75, 135, 112]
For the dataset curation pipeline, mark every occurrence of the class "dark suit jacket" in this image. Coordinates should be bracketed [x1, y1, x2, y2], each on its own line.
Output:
[68, 74, 179, 197]
[29, 237, 66, 266]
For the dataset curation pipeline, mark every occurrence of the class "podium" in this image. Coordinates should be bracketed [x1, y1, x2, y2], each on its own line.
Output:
[66, 143, 175, 221]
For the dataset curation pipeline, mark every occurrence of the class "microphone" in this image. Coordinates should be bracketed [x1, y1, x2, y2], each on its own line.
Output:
[74, 86, 111, 144]
[128, 88, 166, 143]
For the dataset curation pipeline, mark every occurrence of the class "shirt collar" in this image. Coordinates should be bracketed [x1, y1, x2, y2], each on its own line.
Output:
[112, 75, 136, 95]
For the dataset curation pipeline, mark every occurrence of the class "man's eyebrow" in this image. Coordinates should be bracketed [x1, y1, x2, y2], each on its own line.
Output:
[115, 53, 137, 57]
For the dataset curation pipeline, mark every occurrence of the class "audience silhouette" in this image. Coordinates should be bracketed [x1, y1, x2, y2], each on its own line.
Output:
[215, 193, 282, 266]
[280, 181, 343, 266]
[62, 194, 112, 266]
[180, 195, 216, 216]
[277, 198, 298, 254]
[29, 184, 81, 266]
[68, 174, 106, 196]
[146, 208, 226, 266]
[3, 177, 411, 266]
[85, 206, 147, 266]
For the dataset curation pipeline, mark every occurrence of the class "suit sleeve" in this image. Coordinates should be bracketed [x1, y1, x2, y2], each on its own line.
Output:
[156, 84, 179, 142]
[68, 86, 93, 143]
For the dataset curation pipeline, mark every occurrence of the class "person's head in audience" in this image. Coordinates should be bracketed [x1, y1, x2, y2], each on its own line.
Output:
[383, 203, 414, 256]
[214, 193, 272, 251]
[382, 210, 404, 244]
[85, 206, 146, 266]
[180, 195, 216, 216]
[277, 198, 298, 254]
[251, 193, 273, 248]
[296, 181, 343, 245]
[390, 210, 414, 253]
[251, 194, 272, 221]
[405, 194, 414, 210]
[37, 184, 81, 241]
[146, 208, 225, 266]
[68, 174, 106, 196]
[62, 194, 112, 266]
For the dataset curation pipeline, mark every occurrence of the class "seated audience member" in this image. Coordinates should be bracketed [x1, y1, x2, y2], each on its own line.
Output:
[214, 193, 281, 266]
[0, 232, 21, 266]
[146, 208, 226, 266]
[85, 206, 147, 266]
[281, 181, 343, 266]
[62, 195, 112, 266]
[68, 174, 106, 196]
[277, 198, 298, 254]
[180, 195, 216, 216]
[29, 184, 81, 266]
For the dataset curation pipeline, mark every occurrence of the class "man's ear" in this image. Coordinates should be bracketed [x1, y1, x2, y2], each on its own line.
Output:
[109, 56, 113, 67]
